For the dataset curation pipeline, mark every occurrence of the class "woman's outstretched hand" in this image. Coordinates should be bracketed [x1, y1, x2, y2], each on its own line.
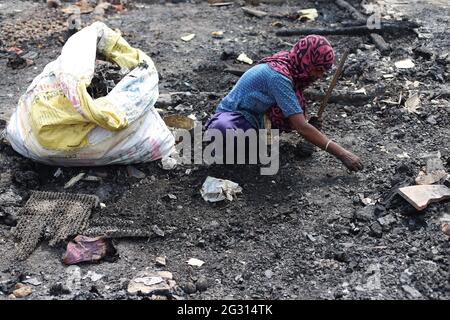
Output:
[338, 150, 363, 172]
[288, 114, 364, 172]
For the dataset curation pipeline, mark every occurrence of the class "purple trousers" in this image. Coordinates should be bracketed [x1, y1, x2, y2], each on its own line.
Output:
[204, 112, 255, 134]
[204, 112, 257, 162]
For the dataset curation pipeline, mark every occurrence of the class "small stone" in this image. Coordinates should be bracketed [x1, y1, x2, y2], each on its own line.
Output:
[413, 46, 435, 60]
[157, 271, 173, 280]
[370, 222, 383, 238]
[126, 166, 146, 179]
[8, 294, 16, 300]
[12, 285, 33, 298]
[426, 116, 437, 125]
[49, 283, 71, 296]
[95, 184, 113, 202]
[47, 0, 61, 8]
[0, 189, 22, 206]
[161, 157, 178, 170]
[377, 214, 397, 229]
[83, 271, 104, 282]
[354, 206, 375, 222]
[195, 277, 209, 292]
[14, 283, 25, 290]
[152, 225, 165, 237]
[181, 33, 195, 42]
[174, 104, 193, 112]
[264, 270, 273, 279]
[236, 53, 253, 65]
[166, 194, 177, 200]
[64, 173, 86, 189]
[400, 269, 413, 284]
[395, 58, 415, 69]
[155, 256, 167, 267]
[187, 258, 205, 267]
[333, 251, 349, 263]
[181, 282, 197, 294]
[211, 31, 224, 38]
[442, 222, 450, 236]
[361, 197, 374, 205]
[156, 93, 173, 107]
[195, 238, 206, 248]
[402, 285, 422, 298]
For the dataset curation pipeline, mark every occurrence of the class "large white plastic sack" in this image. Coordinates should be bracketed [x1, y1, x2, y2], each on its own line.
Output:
[6, 22, 175, 166]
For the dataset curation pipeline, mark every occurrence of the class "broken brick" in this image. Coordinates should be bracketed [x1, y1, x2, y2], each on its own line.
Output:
[398, 185, 450, 211]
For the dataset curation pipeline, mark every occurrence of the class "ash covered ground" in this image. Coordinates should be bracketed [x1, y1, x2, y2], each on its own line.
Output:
[0, 0, 449, 300]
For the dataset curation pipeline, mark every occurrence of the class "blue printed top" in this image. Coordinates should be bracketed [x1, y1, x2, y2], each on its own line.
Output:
[216, 63, 303, 129]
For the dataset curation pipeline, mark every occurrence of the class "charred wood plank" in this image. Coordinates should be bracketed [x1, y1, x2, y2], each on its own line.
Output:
[335, 0, 366, 20]
[334, 0, 391, 54]
[275, 21, 419, 37]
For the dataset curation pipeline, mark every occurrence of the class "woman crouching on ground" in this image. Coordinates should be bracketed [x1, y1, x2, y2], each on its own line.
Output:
[204, 35, 363, 172]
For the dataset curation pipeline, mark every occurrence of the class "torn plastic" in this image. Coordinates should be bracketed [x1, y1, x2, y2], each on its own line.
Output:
[200, 176, 242, 202]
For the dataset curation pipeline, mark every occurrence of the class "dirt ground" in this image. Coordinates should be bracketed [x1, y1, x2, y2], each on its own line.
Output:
[0, 0, 449, 300]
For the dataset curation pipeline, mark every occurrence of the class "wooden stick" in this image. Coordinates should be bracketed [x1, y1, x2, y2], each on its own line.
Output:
[335, 0, 366, 20]
[242, 7, 268, 18]
[275, 21, 419, 37]
[317, 49, 350, 120]
[264, 113, 272, 145]
[369, 33, 390, 53]
[209, 2, 234, 7]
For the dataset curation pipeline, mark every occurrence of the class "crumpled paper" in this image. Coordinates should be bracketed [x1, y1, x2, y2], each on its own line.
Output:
[200, 176, 242, 202]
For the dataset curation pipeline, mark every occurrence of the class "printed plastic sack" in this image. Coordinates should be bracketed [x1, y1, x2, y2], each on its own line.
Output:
[6, 22, 175, 166]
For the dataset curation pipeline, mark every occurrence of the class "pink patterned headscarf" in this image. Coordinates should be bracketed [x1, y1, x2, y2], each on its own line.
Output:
[259, 35, 334, 131]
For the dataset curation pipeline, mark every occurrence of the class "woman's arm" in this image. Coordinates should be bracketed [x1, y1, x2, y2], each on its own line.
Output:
[287, 113, 363, 171]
